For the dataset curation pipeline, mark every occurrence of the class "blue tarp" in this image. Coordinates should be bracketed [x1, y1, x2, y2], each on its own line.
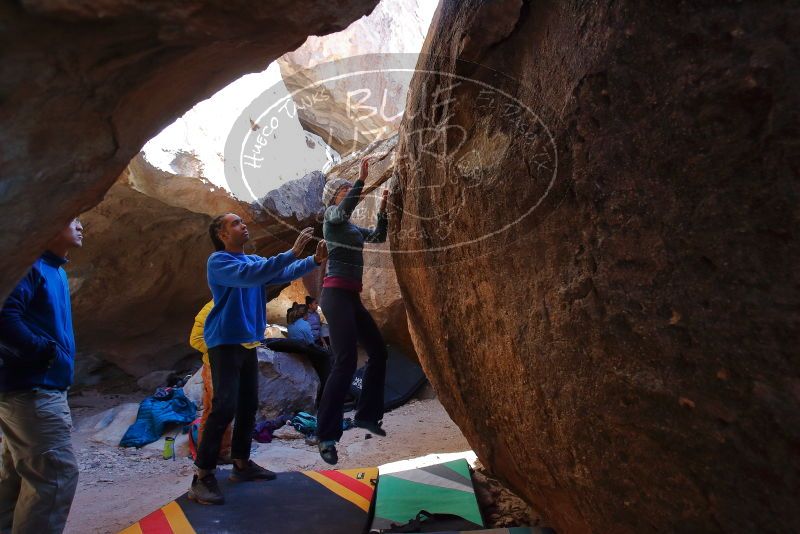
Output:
[120, 387, 196, 448]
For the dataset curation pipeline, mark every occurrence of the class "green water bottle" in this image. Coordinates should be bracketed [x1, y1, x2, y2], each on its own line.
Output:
[163, 436, 175, 460]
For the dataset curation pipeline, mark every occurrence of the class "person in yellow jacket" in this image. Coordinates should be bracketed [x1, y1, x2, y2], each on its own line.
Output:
[190, 300, 259, 462]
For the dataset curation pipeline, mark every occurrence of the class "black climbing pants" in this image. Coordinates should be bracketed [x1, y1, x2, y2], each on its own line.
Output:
[317, 287, 387, 442]
[195, 344, 258, 470]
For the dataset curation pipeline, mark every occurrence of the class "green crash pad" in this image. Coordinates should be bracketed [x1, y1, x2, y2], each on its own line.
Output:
[370, 459, 484, 532]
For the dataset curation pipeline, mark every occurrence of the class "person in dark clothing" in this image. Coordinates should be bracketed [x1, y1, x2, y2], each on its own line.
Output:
[285, 303, 332, 409]
[316, 158, 389, 465]
[0, 218, 83, 534]
[188, 215, 328, 506]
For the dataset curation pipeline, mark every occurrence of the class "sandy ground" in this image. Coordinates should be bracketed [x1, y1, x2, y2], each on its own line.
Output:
[64, 393, 471, 534]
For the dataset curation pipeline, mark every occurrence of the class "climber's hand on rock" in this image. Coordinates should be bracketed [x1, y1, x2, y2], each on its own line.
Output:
[359, 158, 370, 181]
[313, 240, 328, 264]
[291, 227, 314, 257]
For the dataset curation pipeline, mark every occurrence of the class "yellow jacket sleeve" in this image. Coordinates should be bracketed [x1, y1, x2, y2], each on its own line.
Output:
[189, 300, 214, 355]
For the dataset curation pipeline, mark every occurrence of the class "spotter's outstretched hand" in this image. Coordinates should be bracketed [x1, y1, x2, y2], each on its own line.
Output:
[291, 227, 314, 257]
[313, 240, 328, 264]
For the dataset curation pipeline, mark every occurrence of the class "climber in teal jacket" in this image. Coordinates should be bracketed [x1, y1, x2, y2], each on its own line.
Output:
[189, 213, 328, 506]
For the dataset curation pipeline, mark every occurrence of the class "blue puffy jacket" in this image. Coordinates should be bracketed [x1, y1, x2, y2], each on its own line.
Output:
[120, 388, 197, 448]
[0, 252, 75, 391]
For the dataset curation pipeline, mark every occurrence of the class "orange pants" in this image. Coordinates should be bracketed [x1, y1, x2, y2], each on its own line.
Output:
[200, 362, 232, 457]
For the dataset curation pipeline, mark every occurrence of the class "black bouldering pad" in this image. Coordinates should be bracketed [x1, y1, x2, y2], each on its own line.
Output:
[120, 466, 378, 534]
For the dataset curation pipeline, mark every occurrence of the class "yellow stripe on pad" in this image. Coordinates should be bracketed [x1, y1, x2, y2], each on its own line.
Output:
[302, 468, 377, 512]
[119, 524, 143, 534]
[162, 501, 196, 533]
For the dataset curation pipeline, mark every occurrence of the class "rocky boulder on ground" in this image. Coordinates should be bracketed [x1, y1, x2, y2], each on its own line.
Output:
[136, 371, 175, 392]
[77, 403, 141, 447]
[77, 401, 192, 458]
[187, 347, 320, 421]
[255, 347, 320, 419]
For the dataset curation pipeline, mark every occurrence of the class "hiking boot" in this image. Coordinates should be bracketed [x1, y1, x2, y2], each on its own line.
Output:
[353, 419, 387, 437]
[188, 474, 224, 505]
[229, 460, 277, 482]
[319, 440, 338, 465]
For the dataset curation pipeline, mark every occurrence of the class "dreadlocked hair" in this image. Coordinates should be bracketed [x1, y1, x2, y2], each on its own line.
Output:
[209, 215, 226, 251]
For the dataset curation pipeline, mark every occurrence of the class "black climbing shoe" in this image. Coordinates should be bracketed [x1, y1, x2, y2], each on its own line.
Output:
[229, 460, 277, 482]
[353, 419, 387, 437]
[188, 473, 224, 505]
[319, 440, 338, 465]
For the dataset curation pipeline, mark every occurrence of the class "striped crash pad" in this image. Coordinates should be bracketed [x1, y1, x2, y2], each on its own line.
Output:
[370, 459, 484, 532]
[120, 466, 378, 534]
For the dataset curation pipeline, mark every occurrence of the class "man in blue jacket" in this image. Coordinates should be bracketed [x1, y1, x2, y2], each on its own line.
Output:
[0, 218, 83, 534]
[189, 214, 327, 505]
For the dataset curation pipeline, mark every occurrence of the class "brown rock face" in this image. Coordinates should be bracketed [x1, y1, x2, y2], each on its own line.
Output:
[0, 0, 379, 305]
[68, 174, 214, 378]
[267, 279, 310, 327]
[391, 1, 799, 532]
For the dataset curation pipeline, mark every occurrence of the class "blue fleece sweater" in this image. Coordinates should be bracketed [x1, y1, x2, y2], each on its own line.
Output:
[204, 250, 320, 349]
[287, 318, 315, 345]
[306, 310, 322, 341]
[0, 252, 76, 391]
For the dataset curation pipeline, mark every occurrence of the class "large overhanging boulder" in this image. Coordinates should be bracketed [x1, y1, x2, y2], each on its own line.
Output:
[129, 154, 326, 258]
[127, 154, 246, 218]
[0, 0, 380, 306]
[250, 170, 327, 257]
[391, 1, 799, 532]
[278, 0, 435, 155]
